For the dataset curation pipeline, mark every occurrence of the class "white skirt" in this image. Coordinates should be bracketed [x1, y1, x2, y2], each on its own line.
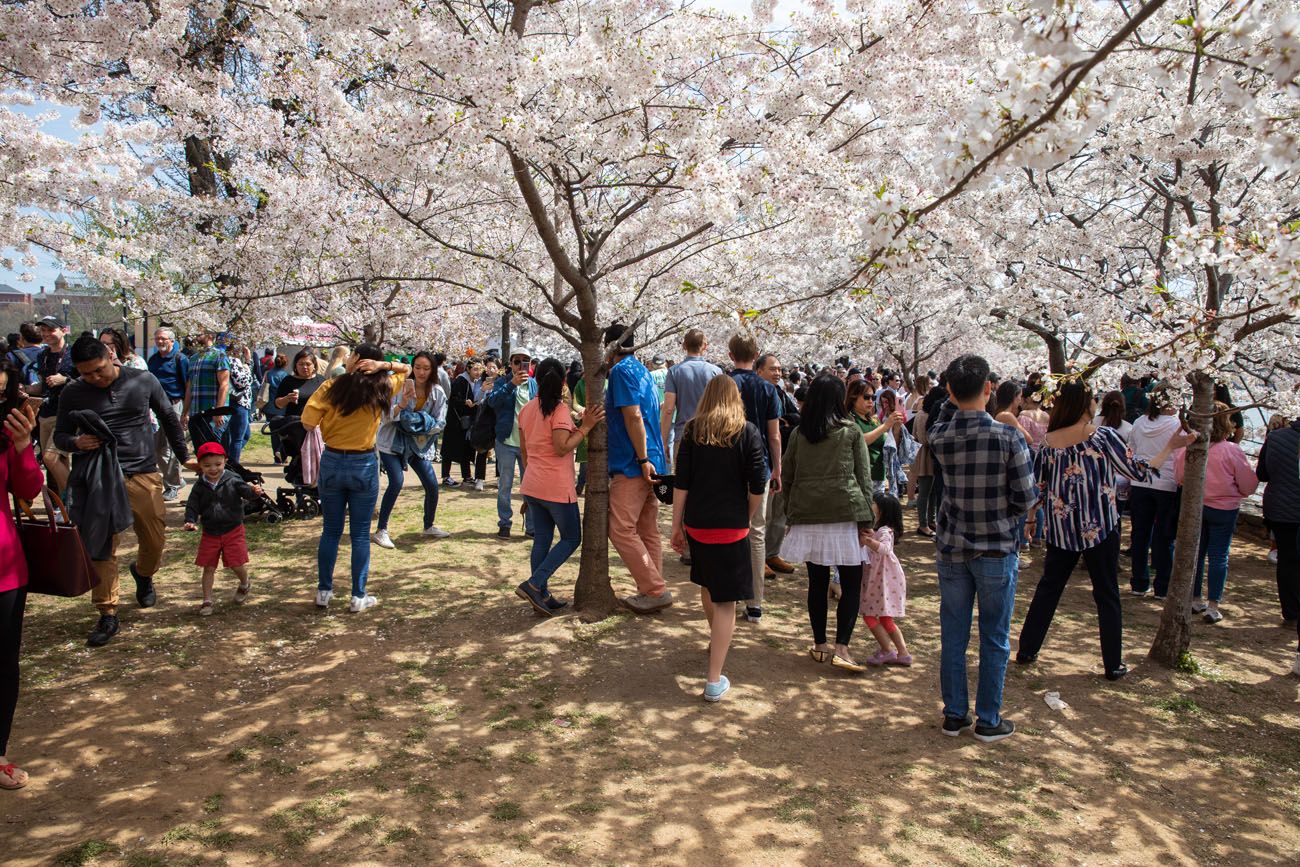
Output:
[782, 522, 862, 567]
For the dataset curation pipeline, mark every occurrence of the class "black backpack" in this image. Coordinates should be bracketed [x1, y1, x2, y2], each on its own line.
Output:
[469, 402, 497, 452]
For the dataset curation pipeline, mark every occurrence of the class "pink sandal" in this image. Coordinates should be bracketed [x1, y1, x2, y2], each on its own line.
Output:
[866, 650, 897, 666]
[0, 763, 29, 790]
[885, 653, 914, 666]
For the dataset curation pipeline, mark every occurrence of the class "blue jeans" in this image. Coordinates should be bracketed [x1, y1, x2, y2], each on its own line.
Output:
[524, 496, 581, 593]
[377, 451, 440, 532]
[317, 450, 380, 598]
[1192, 506, 1239, 602]
[495, 441, 534, 533]
[937, 553, 1019, 727]
[1129, 486, 1180, 594]
[223, 406, 250, 464]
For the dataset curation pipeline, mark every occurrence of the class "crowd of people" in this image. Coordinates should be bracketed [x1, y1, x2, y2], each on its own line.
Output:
[0, 314, 1297, 789]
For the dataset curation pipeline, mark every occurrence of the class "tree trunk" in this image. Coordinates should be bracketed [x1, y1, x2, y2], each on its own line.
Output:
[1148, 370, 1215, 666]
[573, 333, 618, 619]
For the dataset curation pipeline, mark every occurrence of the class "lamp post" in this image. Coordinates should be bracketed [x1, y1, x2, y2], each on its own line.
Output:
[61, 298, 70, 327]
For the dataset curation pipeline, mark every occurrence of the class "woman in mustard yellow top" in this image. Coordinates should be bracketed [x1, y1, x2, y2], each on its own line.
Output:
[301, 343, 410, 613]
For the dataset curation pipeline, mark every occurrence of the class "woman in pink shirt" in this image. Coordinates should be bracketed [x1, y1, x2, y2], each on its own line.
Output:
[514, 359, 604, 617]
[0, 361, 44, 790]
[1175, 402, 1259, 623]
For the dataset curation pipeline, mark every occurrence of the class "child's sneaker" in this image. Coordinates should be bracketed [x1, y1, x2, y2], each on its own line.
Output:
[866, 650, 898, 666]
[349, 594, 377, 613]
[198, 600, 215, 617]
[315, 589, 333, 609]
[703, 675, 731, 702]
[885, 653, 913, 666]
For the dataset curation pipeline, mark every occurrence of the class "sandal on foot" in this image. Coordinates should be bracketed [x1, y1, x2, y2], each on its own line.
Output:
[831, 654, 866, 673]
[886, 653, 914, 666]
[198, 600, 215, 617]
[234, 581, 252, 604]
[0, 763, 28, 790]
[808, 647, 831, 664]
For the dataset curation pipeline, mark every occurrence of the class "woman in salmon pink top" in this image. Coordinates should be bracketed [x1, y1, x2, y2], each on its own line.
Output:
[1174, 402, 1259, 624]
[515, 359, 604, 618]
[0, 361, 45, 790]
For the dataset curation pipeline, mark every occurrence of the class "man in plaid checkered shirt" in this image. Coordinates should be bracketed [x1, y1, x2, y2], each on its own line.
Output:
[929, 354, 1035, 744]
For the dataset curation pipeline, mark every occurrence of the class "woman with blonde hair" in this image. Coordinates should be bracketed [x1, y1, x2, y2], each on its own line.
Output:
[325, 345, 351, 379]
[670, 375, 768, 701]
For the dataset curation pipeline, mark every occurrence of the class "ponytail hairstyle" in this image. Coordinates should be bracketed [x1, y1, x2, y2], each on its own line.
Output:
[1147, 388, 1172, 420]
[322, 343, 393, 417]
[873, 491, 904, 539]
[1098, 391, 1125, 429]
[535, 357, 566, 418]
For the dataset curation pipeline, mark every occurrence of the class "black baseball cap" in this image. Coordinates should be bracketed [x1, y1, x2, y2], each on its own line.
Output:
[35, 315, 62, 329]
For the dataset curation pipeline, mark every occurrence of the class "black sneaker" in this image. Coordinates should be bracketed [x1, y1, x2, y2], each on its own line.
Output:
[973, 719, 1016, 743]
[1105, 663, 1129, 681]
[942, 715, 974, 737]
[497, 527, 511, 539]
[515, 581, 552, 617]
[1015, 651, 1037, 665]
[443, 478, 461, 488]
[87, 614, 120, 647]
[744, 606, 762, 623]
[130, 562, 156, 608]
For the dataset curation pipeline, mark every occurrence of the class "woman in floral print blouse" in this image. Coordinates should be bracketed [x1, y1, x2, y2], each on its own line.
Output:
[1016, 380, 1196, 681]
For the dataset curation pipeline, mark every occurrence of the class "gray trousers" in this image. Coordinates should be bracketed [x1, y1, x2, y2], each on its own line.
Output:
[765, 487, 787, 559]
[156, 398, 184, 491]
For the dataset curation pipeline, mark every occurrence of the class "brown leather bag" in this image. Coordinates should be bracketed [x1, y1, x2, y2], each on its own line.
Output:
[14, 487, 100, 597]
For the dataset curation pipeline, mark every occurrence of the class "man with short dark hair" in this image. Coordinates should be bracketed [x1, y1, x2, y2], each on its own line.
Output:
[182, 330, 230, 446]
[757, 353, 800, 577]
[55, 336, 189, 647]
[6, 323, 42, 386]
[26, 316, 76, 493]
[660, 328, 721, 467]
[727, 332, 782, 624]
[929, 354, 1035, 743]
[147, 327, 189, 500]
[604, 322, 671, 613]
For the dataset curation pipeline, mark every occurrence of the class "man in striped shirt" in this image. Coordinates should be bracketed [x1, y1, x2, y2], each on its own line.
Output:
[929, 354, 1035, 744]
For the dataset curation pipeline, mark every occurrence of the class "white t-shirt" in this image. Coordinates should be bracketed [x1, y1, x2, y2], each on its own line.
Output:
[1093, 415, 1133, 443]
[1129, 414, 1181, 492]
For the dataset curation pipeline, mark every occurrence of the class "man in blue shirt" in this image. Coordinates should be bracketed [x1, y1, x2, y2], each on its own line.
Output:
[726, 333, 782, 624]
[147, 327, 190, 500]
[486, 347, 537, 539]
[604, 322, 670, 614]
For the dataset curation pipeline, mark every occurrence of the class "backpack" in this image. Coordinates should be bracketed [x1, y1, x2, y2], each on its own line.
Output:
[469, 401, 497, 452]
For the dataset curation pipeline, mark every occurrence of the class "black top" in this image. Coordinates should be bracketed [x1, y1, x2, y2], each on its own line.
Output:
[1258, 420, 1300, 523]
[275, 374, 325, 418]
[674, 421, 767, 529]
[54, 366, 188, 474]
[185, 469, 259, 535]
[35, 344, 76, 419]
[727, 369, 784, 470]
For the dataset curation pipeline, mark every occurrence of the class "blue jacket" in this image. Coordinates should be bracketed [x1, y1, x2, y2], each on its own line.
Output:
[486, 374, 537, 443]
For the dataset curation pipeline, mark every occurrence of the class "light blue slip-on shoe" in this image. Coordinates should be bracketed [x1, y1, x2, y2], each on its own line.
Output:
[703, 675, 731, 702]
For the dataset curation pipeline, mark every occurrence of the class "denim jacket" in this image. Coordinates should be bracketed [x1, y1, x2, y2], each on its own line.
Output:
[486, 374, 537, 443]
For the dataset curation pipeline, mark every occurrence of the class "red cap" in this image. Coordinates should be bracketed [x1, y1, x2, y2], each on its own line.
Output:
[197, 441, 227, 459]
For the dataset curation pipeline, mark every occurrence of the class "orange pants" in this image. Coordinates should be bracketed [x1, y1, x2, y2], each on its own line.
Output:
[91, 473, 167, 614]
[607, 475, 664, 596]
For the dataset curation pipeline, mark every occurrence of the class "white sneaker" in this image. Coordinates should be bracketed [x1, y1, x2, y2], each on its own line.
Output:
[371, 529, 395, 549]
[1191, 598, 1208, 614]
[1269, 549, 1279, 564]
[349, 594, 377, 613]
[422, 525, 450, 539]
[315, 589, 333, 609]
[473, 479, 485, 492]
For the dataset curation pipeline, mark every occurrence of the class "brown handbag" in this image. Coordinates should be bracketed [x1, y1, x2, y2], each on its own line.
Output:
[13, 487, 100, 597]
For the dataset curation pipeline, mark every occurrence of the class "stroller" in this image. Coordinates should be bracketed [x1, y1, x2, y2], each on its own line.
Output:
[264, 415, 322, 519]
[191, 406, 286, 524]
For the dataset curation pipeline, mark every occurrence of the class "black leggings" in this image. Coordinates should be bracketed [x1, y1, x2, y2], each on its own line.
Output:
[807, 563, 863, 646]
[0, 587, 26, 756]
[1018, 530, 1123, 672]
[442, 449, 487, 482]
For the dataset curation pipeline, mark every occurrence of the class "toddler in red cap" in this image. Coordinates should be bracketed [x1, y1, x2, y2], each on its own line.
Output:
[184, 441, 265, 616]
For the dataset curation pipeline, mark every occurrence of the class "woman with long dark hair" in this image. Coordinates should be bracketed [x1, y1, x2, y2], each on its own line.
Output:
[1095, 390, 1132, 441]
[301, 344, 410, 613]
[98, 328, 146, 371]
[1127, 389, 1184, 597]
[0, 361, 43, 789]
[373, 351, 448, 549]
[782, 374, 875, 672]
[443, 359, 483, 488]
[1018, 381, 1193, 680]
[845, 378, 900, 494]
[514, 358, 604, 616]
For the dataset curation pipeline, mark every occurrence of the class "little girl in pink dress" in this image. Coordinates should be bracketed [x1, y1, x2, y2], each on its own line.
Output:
[859, 493, 912, 666]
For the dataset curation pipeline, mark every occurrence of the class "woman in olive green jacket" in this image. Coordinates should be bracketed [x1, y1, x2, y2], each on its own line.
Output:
[782, 374, 875, 672]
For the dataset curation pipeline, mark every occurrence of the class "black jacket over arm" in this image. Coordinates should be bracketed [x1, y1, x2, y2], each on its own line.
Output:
[54, 366, 188, 474]
[674, 421, 767, 530]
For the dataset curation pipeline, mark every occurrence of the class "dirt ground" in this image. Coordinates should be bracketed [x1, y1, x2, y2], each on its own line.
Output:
[3, 432, 1299, 866]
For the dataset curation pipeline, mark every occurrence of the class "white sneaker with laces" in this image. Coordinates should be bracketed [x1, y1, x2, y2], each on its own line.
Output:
[473, 479, 485, 492]
[1191, 598, 1208, 614]
[422, 525, 450, 539]
[349, 594, 377, 613]
[315, 589, 333, 609]
[371, 529, 395, 549]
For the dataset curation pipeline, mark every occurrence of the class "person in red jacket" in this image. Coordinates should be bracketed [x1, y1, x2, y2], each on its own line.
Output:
[0, 361, 44, 790]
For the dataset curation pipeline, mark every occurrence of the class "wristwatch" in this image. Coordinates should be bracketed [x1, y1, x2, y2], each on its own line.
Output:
[637, 458, 650, 465]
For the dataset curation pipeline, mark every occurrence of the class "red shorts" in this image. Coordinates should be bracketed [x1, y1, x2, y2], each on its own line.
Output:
[195, 525, 249, 569]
